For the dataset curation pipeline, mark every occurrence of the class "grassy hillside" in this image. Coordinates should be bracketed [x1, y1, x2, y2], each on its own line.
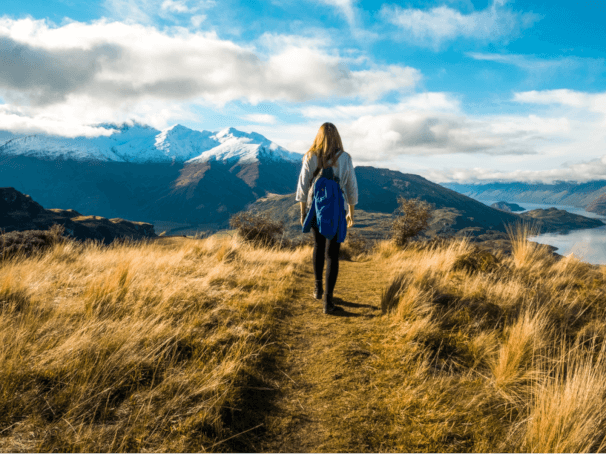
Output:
[0, 236, 307, 451]
[3, 231, 606, 451]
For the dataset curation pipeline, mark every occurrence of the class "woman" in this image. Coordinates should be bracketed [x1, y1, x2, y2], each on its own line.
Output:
[295, 123, 358, 314]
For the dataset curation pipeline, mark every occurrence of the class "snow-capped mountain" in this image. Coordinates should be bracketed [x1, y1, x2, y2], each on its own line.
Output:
[187, 127, 302, 164]
[0, 123, 302, 164]
[0, 123, 303, 230]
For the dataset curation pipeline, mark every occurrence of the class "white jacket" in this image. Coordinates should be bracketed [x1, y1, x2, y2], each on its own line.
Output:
[295, 151, 359, 209]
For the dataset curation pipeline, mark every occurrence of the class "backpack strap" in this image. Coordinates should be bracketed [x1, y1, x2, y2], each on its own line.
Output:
[309, 149, 344, 188]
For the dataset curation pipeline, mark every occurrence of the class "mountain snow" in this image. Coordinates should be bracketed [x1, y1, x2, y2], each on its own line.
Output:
[0, 123, 303, 165]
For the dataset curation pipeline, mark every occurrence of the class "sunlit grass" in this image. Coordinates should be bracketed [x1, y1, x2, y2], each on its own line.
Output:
[0, 236, 308, 452]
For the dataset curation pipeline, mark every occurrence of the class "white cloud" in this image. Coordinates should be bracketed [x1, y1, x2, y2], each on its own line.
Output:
[103, 0, 156, 24]
[242, 114, 277, 124]
[381, 0, 540, 49]
[190, 15, 206, 28]
[297, 94, 561, 160]
[514, 89, 606, 114]
[104, 0, 215, 23]
[301, 92, 460, 120]
[0, 18, 419, 136]
[317, 0, 357, 26]
[161, 0, 190, 13]
[426, 155, 606, 184]
[0, 105, 117, 138]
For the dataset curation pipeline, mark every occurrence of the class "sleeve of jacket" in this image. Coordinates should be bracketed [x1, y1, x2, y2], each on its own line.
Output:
[295, 156, 312, 202]
[342, 154, 358, 206]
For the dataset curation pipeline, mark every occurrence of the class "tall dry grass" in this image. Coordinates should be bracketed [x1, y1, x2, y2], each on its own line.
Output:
[0, 236, 309, 452]
[372, 229, 606, 452]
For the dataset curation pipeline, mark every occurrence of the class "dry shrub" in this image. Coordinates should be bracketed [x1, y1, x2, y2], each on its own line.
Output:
[452, 247, 500, 274]
[342, 230, 371, 259]
[0, 224, 67, 260]
[391, 197, 433, 247]
[229, 211, 284, 247]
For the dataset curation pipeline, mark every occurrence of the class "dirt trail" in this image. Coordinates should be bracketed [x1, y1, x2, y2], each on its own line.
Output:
[258, 257, 395, 452]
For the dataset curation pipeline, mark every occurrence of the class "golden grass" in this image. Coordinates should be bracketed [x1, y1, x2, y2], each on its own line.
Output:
[5, 225, 606, 452]
[370, 230, 606, 452]
[0, 236, 308, 452]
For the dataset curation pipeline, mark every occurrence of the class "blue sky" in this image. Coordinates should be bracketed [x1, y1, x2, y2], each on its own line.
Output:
[1, 0, 605, 182]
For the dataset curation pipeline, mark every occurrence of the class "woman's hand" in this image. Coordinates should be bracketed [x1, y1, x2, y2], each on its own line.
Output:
[347, 204, 355, 227]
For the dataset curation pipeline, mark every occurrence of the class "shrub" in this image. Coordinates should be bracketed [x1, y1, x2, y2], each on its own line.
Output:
[391, 197, 433, 247]
[339, 230, 372, 260]
[0, 224, 67, 260]
[452, 247, 500, 274]
[229, 211, 285, 247]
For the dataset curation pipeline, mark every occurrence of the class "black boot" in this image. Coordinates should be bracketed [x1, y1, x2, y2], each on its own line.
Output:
[313, 280, 323, 300]
[323, 293, 336, 314]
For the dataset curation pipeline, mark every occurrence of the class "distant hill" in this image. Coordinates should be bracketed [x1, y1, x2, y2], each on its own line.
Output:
[491, 201, 525, 212]
[0, 187, 155, 244]
[442, 180, 606, 208]
[586, 194, 606, 215]
[249, 168, 604, 240]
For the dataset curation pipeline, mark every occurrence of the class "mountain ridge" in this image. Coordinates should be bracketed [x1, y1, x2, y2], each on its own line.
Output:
[442, 180, 606, 209]
[0, 123, 302, 165]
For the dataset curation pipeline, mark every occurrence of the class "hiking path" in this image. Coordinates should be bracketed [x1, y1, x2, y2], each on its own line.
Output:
[255, 257, 400, 452]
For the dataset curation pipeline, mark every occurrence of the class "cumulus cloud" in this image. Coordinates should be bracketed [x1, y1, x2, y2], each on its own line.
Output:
[381, 0, 540, 49]
[0, 105, 117, 137]
[426, 155, 606, 184]
[297, 94, 560, 160]
[0, 18, 419, 136]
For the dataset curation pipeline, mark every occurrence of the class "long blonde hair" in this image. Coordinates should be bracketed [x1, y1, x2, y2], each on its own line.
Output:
[304, 122, 344, 170]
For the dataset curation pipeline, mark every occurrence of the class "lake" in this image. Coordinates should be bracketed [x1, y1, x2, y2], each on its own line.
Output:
[476, 199, 606, 265]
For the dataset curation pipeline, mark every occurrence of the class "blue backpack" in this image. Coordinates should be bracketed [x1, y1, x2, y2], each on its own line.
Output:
[302, 166, 347, 243]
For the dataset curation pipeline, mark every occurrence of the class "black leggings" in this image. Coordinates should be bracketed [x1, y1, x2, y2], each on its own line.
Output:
[311, 225, 340, 296]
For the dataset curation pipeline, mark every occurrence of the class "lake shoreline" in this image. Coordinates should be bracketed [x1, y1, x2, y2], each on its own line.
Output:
[477, 199, 606, 265]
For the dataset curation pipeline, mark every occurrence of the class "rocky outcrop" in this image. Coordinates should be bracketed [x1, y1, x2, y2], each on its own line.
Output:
[586, 194, 606, 215]
[491, 201, 525, 212]
[0, 188, 156, 244]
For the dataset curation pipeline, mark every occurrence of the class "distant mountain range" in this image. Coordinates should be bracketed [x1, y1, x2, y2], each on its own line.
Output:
[442, 181, 606, 211]
[0, 123, 301, 164]
[1, 123, 603, 238]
